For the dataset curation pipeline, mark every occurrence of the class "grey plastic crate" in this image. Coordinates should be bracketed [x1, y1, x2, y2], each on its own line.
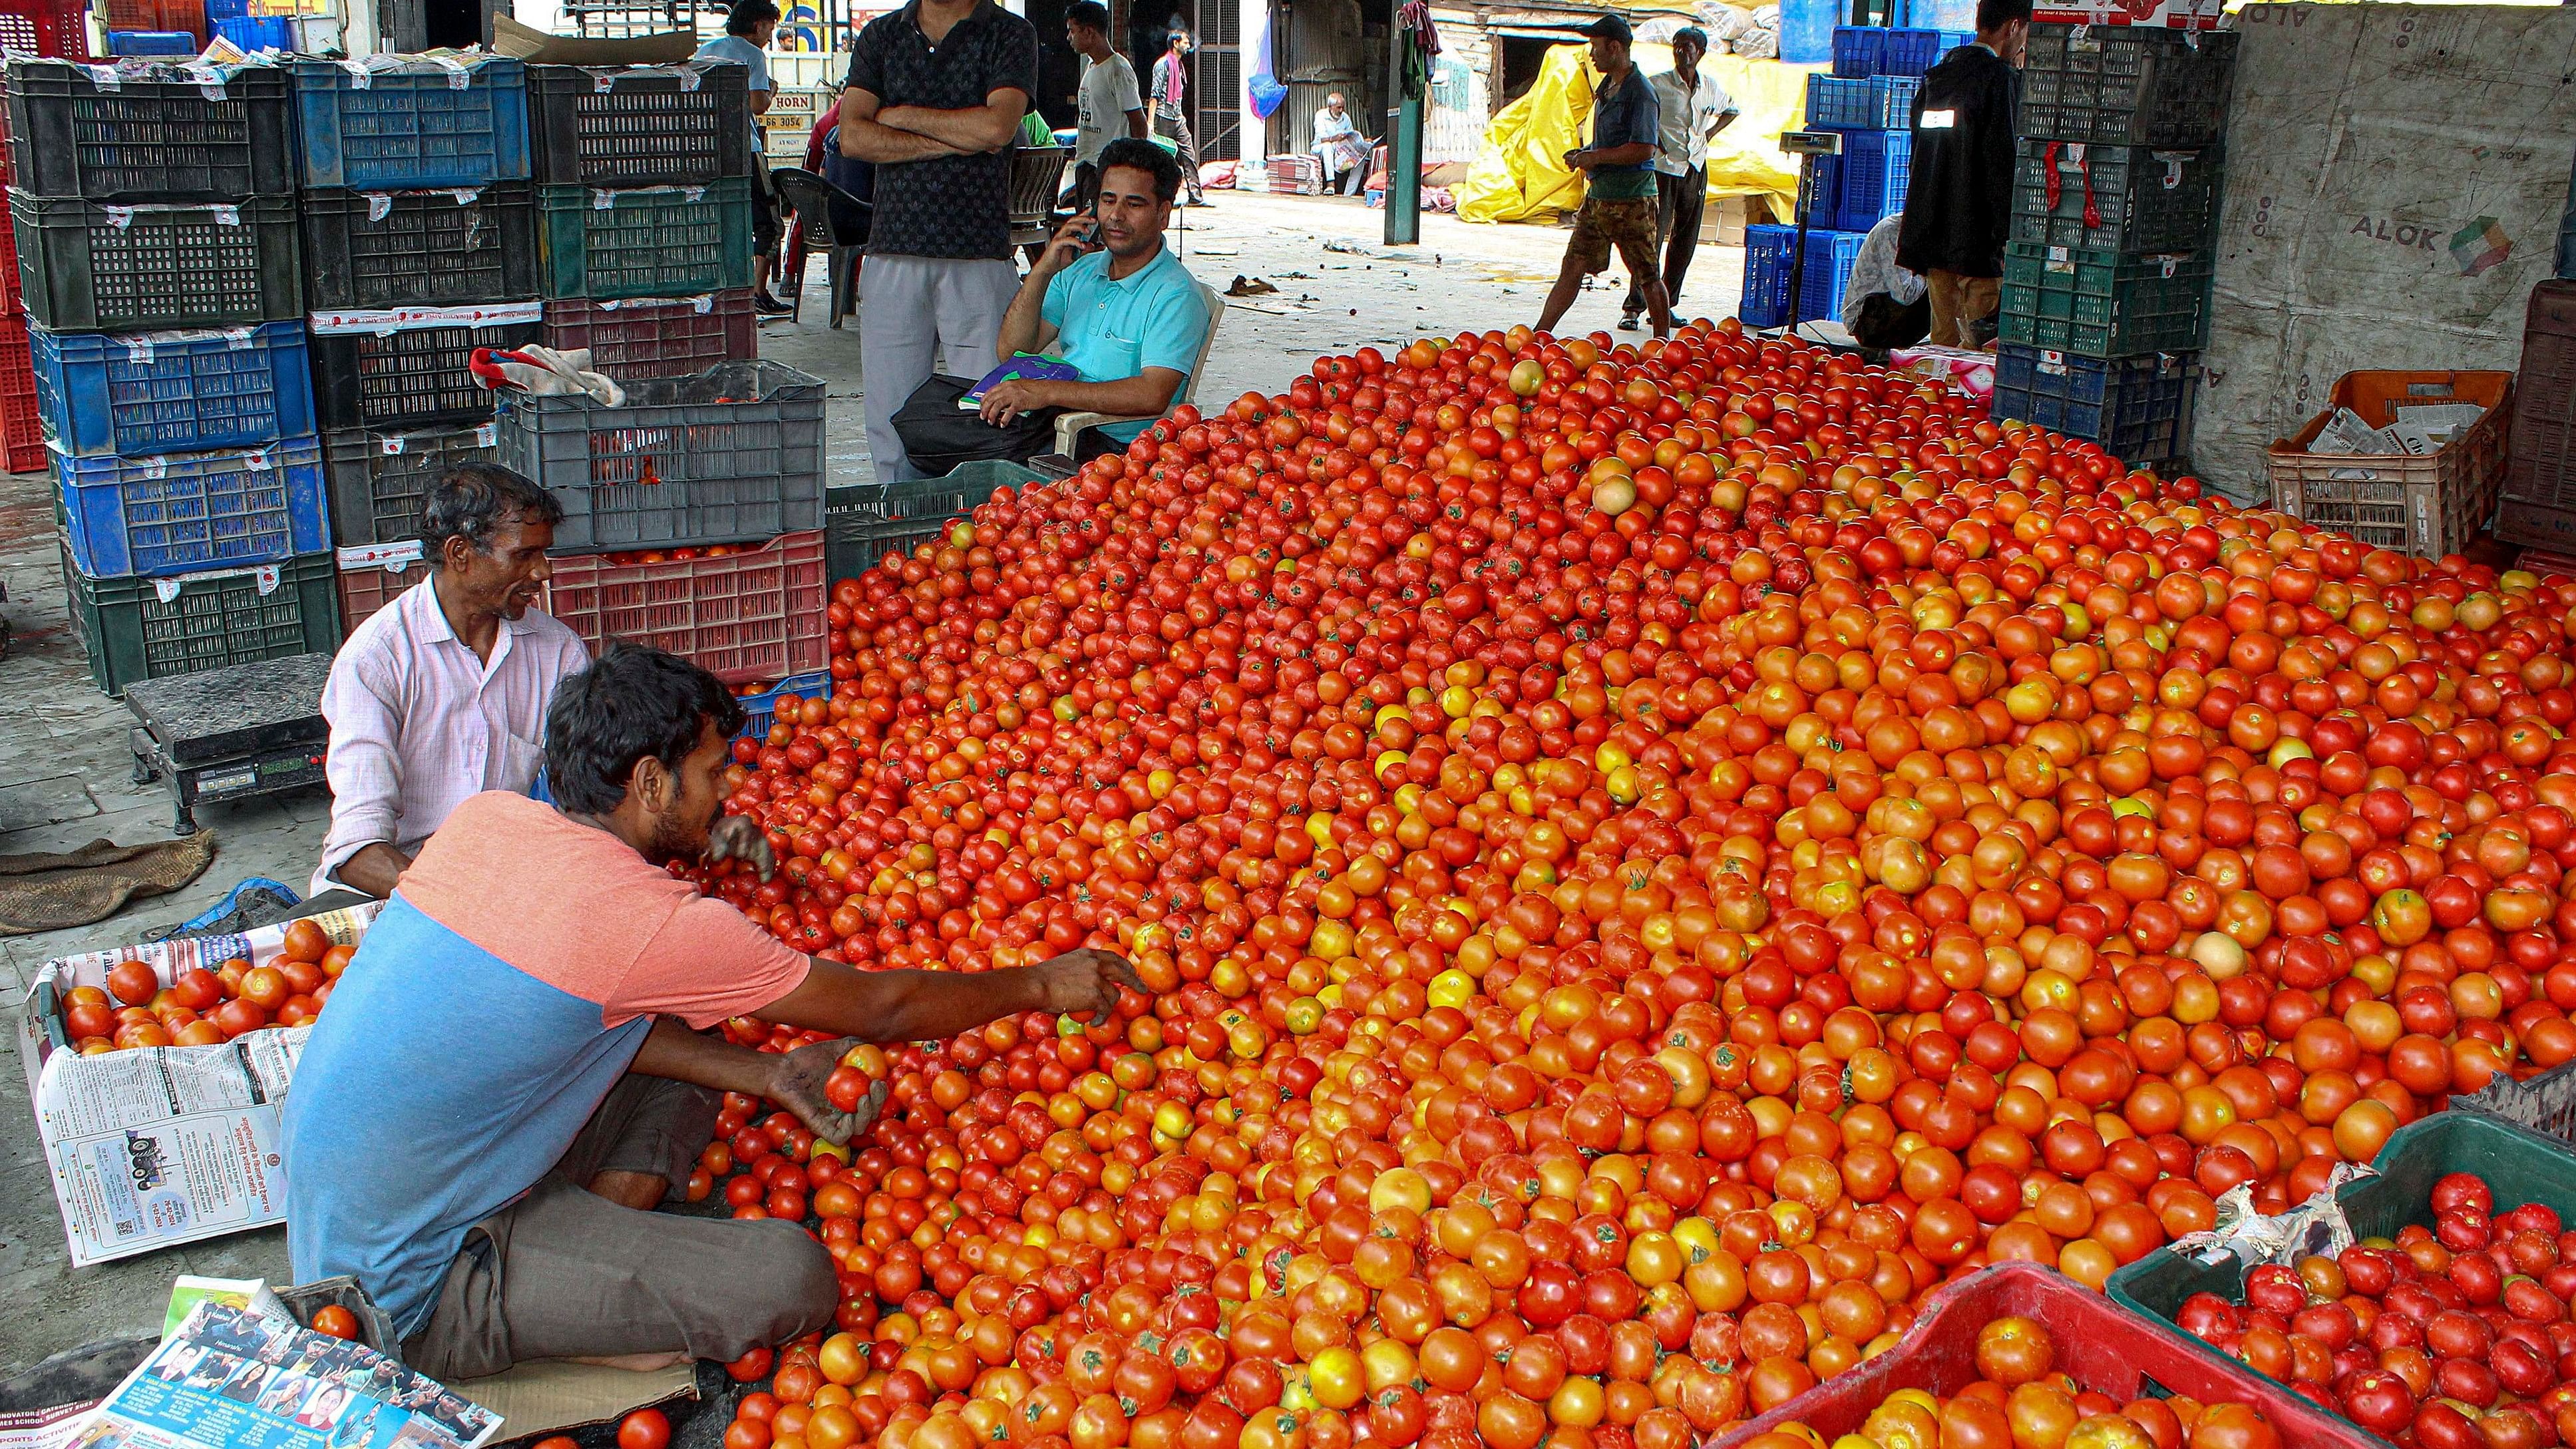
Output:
[2008, 140, 2222, 254]
[495, 359, 824, 552]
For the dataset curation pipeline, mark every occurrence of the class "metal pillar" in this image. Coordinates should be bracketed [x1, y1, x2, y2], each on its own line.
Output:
[1383, 23, 1423, 246]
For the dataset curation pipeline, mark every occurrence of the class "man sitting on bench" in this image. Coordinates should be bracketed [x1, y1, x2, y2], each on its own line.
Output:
[893, 138, 1212, 472]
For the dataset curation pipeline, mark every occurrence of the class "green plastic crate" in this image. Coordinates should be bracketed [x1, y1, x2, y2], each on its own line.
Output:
[2104, 1112, 2576, 1442]
[1998, 242, 2215, 357]
[825, 461, 1043, 584]
[536, 179, 753, 302]
[61, 546, 341, 697]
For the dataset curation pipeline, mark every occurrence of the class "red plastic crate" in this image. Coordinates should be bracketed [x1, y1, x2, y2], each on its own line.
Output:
[1714, 1263, 2383, 1449]
[0, 0, 91, 189]
[541, 292, 759, 380]
[103, 0, 201, 39]
[544, 531, 828, 685]
[0, 314, 41, 475]
[336, 542, 430, 637]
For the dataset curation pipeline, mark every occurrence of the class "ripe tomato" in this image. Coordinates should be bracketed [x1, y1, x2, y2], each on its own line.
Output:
[616, 1408, 670, 1449]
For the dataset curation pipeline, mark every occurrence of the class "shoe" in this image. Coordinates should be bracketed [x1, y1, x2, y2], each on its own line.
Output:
[753, 291, 791, 315]
[1616, 313, 1642, 331]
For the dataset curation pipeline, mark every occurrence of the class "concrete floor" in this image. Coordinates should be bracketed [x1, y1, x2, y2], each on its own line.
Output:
[0, 191, 1747, 1381]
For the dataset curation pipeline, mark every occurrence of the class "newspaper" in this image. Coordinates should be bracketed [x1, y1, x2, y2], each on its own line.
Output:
[13, 905, 378, 1266]
[68, 1301, 499, 1449]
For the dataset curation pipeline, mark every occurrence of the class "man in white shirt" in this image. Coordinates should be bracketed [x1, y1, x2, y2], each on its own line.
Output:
[1842, 209, 1931, 349]
[695, 0, 789, 314]
[1067, 1, 1145, 213]
[1621, 27, 1738, 331]
[1311, 92, 1370, 196]
[311, 465, 590, 903]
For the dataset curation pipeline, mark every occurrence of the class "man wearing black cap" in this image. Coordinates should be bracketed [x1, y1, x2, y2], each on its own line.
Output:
[1537, 13, 1672, 339]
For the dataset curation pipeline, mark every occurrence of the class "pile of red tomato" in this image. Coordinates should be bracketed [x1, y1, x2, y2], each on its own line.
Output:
[681, 319, 2576, 1449]
[2179, 1171, 2576, 1449]
[59, 918, 349, 1052]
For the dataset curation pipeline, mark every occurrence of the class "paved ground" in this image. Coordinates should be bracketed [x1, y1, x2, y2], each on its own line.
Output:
[0, 191, 1749, 1381]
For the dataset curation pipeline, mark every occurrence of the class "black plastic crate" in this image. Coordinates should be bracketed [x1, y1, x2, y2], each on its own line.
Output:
[1996, 242, 2213, 357]
[1991, 345, 2195, 462]
[61, 543, 340, 696]
[2020, 24, 2237, 148]
[322, 421, 498, 547]
[11, 192, 301, 330]
[299, 185, 540, 311]
[310, 306, 540, 432]
[2009, 139, 2222, 254]
[3, 56, 295, 200]
[529, 63, 751, 187]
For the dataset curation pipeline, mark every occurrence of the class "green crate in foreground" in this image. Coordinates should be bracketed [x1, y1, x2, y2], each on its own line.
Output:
[2106, 1112, 2576, 1432]
[1998, 242, 2214, 357]
[61, 548, 342, 697]
[826, 461, 1045, 583]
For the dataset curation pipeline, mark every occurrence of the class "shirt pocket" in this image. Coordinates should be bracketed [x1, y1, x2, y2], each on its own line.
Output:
[499, 731, 546, 797]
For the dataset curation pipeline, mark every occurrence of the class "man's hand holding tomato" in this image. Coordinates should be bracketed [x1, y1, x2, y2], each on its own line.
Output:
[763, 1037, 889, 1145]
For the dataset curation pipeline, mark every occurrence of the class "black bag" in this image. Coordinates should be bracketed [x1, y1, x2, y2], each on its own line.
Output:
[893, 374, 1059, 476]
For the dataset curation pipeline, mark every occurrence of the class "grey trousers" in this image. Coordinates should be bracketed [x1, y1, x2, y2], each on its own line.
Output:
[402, 1072, 838, 1380]
[859, 254, 1019, 483]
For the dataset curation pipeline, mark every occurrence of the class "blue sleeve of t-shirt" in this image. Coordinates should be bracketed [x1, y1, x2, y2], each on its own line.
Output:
[1041, 262, 1078, 333]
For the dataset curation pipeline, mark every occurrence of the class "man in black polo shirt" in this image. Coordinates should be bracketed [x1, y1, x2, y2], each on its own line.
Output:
[838, 0, 1039, 482]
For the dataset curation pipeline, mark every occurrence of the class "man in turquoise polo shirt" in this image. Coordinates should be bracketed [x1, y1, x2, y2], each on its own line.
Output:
[976, 137, 1211, 449]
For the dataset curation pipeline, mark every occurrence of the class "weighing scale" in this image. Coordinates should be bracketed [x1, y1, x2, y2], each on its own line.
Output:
[125, 653, 333, 835]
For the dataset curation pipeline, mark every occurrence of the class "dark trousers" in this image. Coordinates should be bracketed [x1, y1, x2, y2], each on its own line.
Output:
[1155, 103, 1204, 201]
[402, 1073, 837, 1380]
[1624, 167, 1706, 316]
[1073, 160, 1101, 214]
[1853, 291, 1932, 349]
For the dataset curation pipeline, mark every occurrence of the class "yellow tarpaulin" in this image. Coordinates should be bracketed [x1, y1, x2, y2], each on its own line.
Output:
[1455, 42, 1823, 226]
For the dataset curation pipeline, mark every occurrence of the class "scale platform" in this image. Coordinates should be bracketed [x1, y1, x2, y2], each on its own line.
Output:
[124, 653, 333, 835]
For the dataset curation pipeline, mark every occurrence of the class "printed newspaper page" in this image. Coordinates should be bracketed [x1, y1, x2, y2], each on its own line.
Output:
[36, 1031, 308, 1266]
[68, 1303, 500, 1449]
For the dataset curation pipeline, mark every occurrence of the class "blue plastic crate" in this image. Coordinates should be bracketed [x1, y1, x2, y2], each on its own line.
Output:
[203, 0, 250, 16]
[1804, 75, 1877, 128]
[106, 30, 197, 55]
[1835, 130, 1911, 230]
[1831, 27, 1885, 78]
[1740, 225, 1869, 329]
[1882, 28, 1972, 75]
[59, 438, 333, 579]
[1797, 229, 1868, 324]
[290, 57, 531, 190]
[31, 322, 317, 458]
[1990, 345, 2197, 462]
[735, 670, 832, 743]
[1740, 224, 1796, 328]
[214, 13, 292, 49]
[1867, 75, 1923, 127]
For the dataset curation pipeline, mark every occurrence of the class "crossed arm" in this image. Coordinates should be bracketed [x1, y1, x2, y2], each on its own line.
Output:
[837, 83, 1031, 162]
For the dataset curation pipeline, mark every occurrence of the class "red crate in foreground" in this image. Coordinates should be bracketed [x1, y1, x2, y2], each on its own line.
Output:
[1714, 1262, 2381, 1449]
[0, 313, 42, 475]
[544, 530, 827, 685]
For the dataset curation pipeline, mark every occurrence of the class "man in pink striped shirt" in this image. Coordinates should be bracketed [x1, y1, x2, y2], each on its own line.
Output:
[311, 465, 592, 901]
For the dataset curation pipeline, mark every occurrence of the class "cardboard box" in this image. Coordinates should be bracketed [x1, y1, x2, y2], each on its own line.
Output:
[14, 903, 379, 1266]
[490, 13, 700, 64]
[1700, 195, 1748, 248]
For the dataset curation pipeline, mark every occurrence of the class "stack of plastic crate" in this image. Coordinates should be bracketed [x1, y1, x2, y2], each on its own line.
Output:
[1990, 24, 2237, 469]
[0, 0, 90, 475]
[285, 54, 538, 632]
[7, 55, 340, 694]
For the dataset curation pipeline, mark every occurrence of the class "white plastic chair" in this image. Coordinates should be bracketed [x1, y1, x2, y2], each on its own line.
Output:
[1051, 281, 1228, 456]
